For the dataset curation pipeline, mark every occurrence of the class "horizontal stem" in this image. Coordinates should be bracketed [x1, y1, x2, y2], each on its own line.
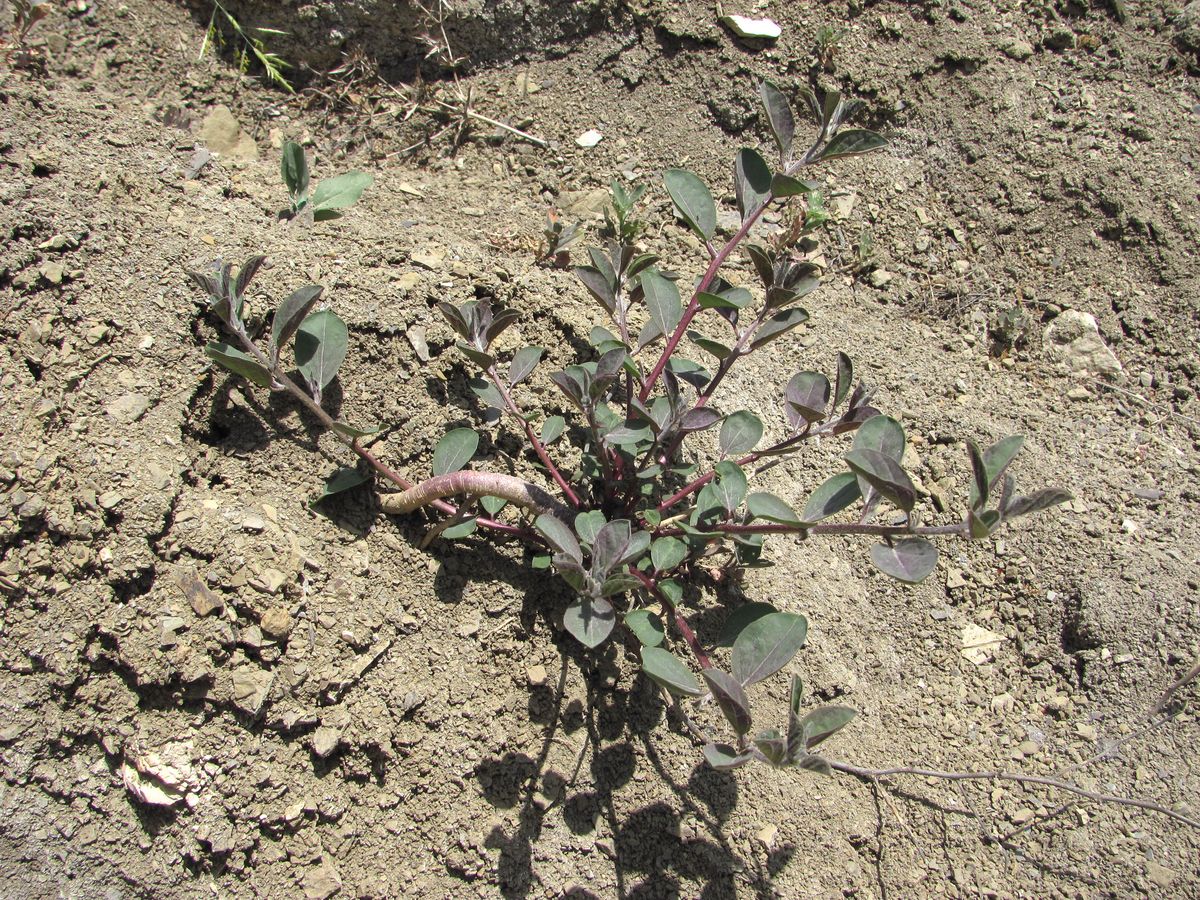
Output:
[377, 470, 572, 522]
[830, 761, 1200, 831]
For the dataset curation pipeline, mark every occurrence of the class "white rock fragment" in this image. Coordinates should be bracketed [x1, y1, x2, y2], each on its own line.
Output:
[575, 129, 604, 148]
[121, 741, 196, 807]
[1044, 309, 1122, 376]
[961, 623, 1005, 665]
[721, 15, 782, 40]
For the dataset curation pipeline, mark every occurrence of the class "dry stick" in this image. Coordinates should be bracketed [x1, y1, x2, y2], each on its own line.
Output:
[1149, 656, 1200, 718]
[828, 760, 1200, 830]
[433, 98, 549, 148]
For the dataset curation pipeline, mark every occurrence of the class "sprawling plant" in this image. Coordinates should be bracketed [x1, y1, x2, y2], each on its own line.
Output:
[191, 83, 1070, 773]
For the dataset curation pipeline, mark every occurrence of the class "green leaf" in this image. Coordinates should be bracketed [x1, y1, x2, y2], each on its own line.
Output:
[270, 285, 323, 364]
[751, 307, 810, 350]
[844, 449, 917, 512]
[508, 346, 543, 385]
[205, 341, 272, 387]
[663, 168, 716, 240]
[331, 421, 383, 439]
[688, 332, 733, 361]
[732, 612, 808, 685]
[734, 148, 772, 221]
[702, 668, 752, 736]
[712, 461, 748, 514]
[833, 352, 853, 408]
[294, 310, 349, 391]
[574, 510, 606, 545]
[651, 537, 687, 573]
[641, 270, 682, 343]
[717, 602, 776, 647]
[310, 171, 373, 214]
[680, 407, 722, 432]
[540, 415, 566, 445]
[625, 609, 665, 647]
[759, 81, 795, 161]
[697, 291, 747, 310]
[564, 595, 615, 648]
[802, 472, 861, 523]
[798, 706, 856, 750]
[536, 513, 581, 564]
[771, 173, 821, 197]
[468, 377, 505, 410]
[746, 492, 803, 526]
[754, 729, 788, 767]
[870, 538, 937, 583]
[704, 743, 754, 770]
[480, 496, 507, 515]
[441, 518, 478, 540]
[966, 439, 990, 511]
[819, 129, 888, 161]
[1003, 488, 1073, 519]
[641, 647, 704, 697]
[281, 140, 309, 205]
[720, 410, 763, 457]
[796, 753, 833, 776]
[432, 427, 479, 476]
[853, 414, 905, 460]
[971, 435, 1025, 508]
[968, 508, 1001, 540]
[315, 467, 369, 502]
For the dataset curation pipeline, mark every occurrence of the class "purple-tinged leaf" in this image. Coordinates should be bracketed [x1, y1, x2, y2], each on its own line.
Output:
[234, 254, 266, 300]
[819, 128, 888, 161]
[1002, 488, 1073, 520]
[456, 341, 495, 369]
[753, 729, 788, 767]
[663, 168, 716, 240]
[833, 352, 853, 408]
[734, 147, 772, 221]
[869, 538, 937, 583]
[591, 519, 632, 575]
[205, 342, 272, 387]
[468, 377, 504, 410]
[796, 753, 833, 776]
[968, 508, 1001, 540]
[485, 308, 519, 347]
[785, 371, 831, 425]
[745, 243, 775, 288]
[966, 439, 989, 511]
[641, 269, 682, 346]
[759, 81, 795, 161]
[702, 668, 752, 736]
[536, 513, 581, 564]
[294, 309, 349, 391]
[315, 467, 369, 502]
[680, 407, 722, 432]
[750, 307, 810, 350]
[844, 449, 916, 512]
[799, 706, 857, 750]
[853, 414, 905, 460]
[971, 435, 1025, 509]
[771, 173, 822, 197]
[437, 301, 471, 340]
[270, 284, 323, 366]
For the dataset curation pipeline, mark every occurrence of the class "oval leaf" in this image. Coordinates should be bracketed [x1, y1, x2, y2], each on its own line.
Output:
[625, 610, 665, 647]
[680, 407, 722, 432]
[294, 309, 349, 391]
[315, 467, 369, 502]
[844, 449, 916, 512]
[564, 596, 615, 648]
[651, 537, 687, 573]
[785, 371, 831, 424]
[509, 346, 543, 385]
[734, 148, 772, 221]
[311, 171, 373, 212]
[641, 647, 703, 697]
[719, 410, 763, 457]
[205, 341, 272, 387]
[702, 668, 752, 736]
[746, 492, 803, 527]
[819, 129, 888, 161]
[271, 285, 323, 362]
[799, 706, 857, 750]
[802, 472, 861, 523]
[540, 415, 566, 445]
[432, 427, 479, 476]
[536, 513, 581, 564]
[281, 140, 309, 203]
[641, 269, 682, 343]
[759, 81, 795, 161]
[717, 602, 776, 647]
[732, 612, 808, 685]
[704, 743, 754, 770]
[869, 538, 937, 583]
[663, 168, 716, 239]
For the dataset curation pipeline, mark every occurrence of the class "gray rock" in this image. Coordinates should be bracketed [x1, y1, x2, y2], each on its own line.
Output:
[311, 725, 342, 759]
[303, 864, 342, 900]
[229, 666, 274, 717]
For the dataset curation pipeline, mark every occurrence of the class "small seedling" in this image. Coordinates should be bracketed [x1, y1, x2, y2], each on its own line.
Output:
[280, 140, 373, 221]
[4, 0, 50, 71]
[814, 25, 846, 70]
[199, 1, 294, 93]
[192, 81, 1070, 777]
[603, 180, 648, 244]
[537, 208, 582, 267]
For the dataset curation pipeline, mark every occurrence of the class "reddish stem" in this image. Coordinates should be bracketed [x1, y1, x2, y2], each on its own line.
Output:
[630, 569, 712, 670]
